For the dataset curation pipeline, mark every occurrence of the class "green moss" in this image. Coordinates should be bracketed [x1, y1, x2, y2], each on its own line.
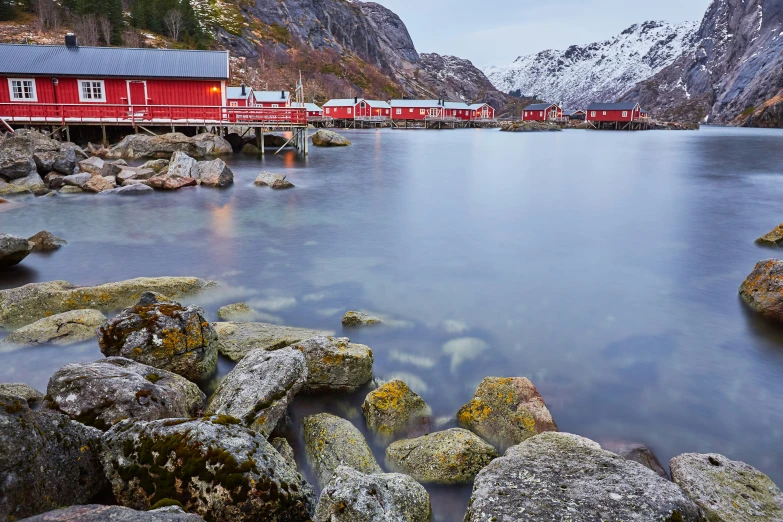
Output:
[150, 498, 183, 510]
[210, 414, 241, 426]
[2, 398, 25, 414]
[145, 374, 162, 384]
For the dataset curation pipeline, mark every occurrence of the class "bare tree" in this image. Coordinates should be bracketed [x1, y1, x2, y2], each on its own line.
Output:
[123, 29, 143, 48]
[33, 0, 59, 32]
[163, 9, 183, 41]
[97, 16, 111, 46]
[74, 14, 99, 46]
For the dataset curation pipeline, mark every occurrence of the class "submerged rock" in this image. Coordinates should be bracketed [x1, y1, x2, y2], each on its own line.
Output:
[105, 132, 232, 160]
[603, 441, 668, 478]
[27, 230, 66, 251]
[756, 224, 783, 246]
[217, 302, 262, 321]
[739, 260, 783, 321]
[205, 347, 307, 436]
[17, 504, 205, 521]
[241, 143, 261, 155]
[302, 413, 381, 488]
[0, 233, 32, 268]
[98, 293, 218, 382]
[670, 452, 783, 522]
[0, 276, 215, 329]
[213, 321, 332, 361]
[0, 309, 106, 348]
[101, 416, 314, 520]
[465, 432, 702, 522]
[314, 466, 431, 522]
[500, 121, 562, 132]
[311, 129, 351, 147]
[342, 310, 383, 327]
[45, 357, 205, 430]
[254, 171, 294, 189]
[196, 158, 233, 187]
[271, 437, 297, 469]
[457, 376, 557, 450]
[290, 336, 373, 393]
[362, 379, 430, 438]
[0, 395, 106, 521]
[0, 382, 44, 407]
[386, 428, 497, 484]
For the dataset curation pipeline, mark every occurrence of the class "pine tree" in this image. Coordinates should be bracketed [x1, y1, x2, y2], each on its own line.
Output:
[0, 0, 15, 21]
[107, 0, 123, 45]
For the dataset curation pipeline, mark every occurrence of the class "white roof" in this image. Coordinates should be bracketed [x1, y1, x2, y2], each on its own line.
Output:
[292, 102, 323, 112]
[226, 86, 251, 99]
[253, 90, 291, 102]
[365, 99, 391, 109]
[468, 103, 490, 110]
[323, 98, 361, 107]
[390, 99, 443, 108]
[444, 101, 470, 109]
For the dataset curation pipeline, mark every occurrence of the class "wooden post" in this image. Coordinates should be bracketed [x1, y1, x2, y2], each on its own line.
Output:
[260, 127, 264, 155]
[65, 125, 70, 142]
[101, 125, 107, 147]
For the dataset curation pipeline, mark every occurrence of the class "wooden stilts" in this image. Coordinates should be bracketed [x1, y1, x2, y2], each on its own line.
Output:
[101, 125, 107, 147]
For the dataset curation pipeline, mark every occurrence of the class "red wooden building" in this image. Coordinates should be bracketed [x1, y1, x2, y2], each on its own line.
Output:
[322, 98, 390, 120]
[468, 102, 495, 121]
[292, 102, 324, 120]
[226, 83, 253, 107]
[523, 103, 562, 121]
[586, 102, 644, 123]
[252, 90, 291, 108]
[390, 99, 445, 121]
[0, 36, 229, 110]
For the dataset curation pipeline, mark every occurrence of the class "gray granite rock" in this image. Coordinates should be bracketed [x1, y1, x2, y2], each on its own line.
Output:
[254, 171, 294, 189]
[195, 158, 233, 187]
[0, 383, 44, 407]
[0, 309, 106, 349]
[290, 336, 373, 393]
[17, 505, 205, 521]
[0, 233, 32, 268]
[311, 129, 351, 147]
[604, 441, 668, 478]
[213, 321, 332, 361]
[362, 379, 430, 439]
[342, 310, 383, 327]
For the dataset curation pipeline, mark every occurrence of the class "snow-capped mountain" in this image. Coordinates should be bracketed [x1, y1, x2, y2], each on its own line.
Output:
[483, 21, 698, 109]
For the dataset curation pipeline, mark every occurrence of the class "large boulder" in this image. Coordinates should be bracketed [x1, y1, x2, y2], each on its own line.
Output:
[289, 336, 373, 393]
[44, 357, 205, 430]
[739, 260, 783, 321]
[101, 416, 315, 520]
[310, 129, 351, 147]
[17, 505, 205, 521]
[33, 146, 77, 176]
[457, 376, 558, 450]
[205, 347, 307, 436]
[0, 233, 32, 268]
[217, 302, 268, 322]
[670, 453, 783, 522]
[77, 156, 105, 176]
[0, 383, 44, 407]
[195, 158, 233, 187]
[213, 321, 333, 361]
[62, 172, 93, 189]
[362, 379, 430, 438]
[27, 230, 66, 251]
[148, 151, 198, 190]
[0, 171, 44, 195]
[254, 171, 294, 189]
[386, 428, 497, 484]
[314, 466, 431, 522]
[105, 132, 232, 160]
[99, 183, 155, 196]
[83, 175, 116, 193]
[464, 432, 702, 522]
[1, 129, 81, 178]
[0, 276, 216, 329]
[0, 395, 107, 521]
[342, 310, 383, 327]
[0, 309, 107, 348]
[302, 413, 382, 488]
[116, 167, 156, 185]
[97, 293, 219, 382]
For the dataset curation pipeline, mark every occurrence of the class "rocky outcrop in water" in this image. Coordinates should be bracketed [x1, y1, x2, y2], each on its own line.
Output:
[205, 347, 307, 436]
[671, 452, 783, 521]
[465, 432, 702, 522]
[105, 133, 232, 160]
[213, 321, 332, 361]
[0, 130, 81, 179]
[314, 466, 432, 522]
[44, 357, 205, 430]
[27, 230, 66, 251]
[310, 130, 351, 147]
[362, 379, 430, 438]
[98, 293, 218, 382]
[0, 383, 44, 407]
[195, 158, 234, 187]
[500, 121, 562, 132]
[289, 336, 374, 393]
[739, 259, 783, 321]
[0, 309, 107, 348]
[0, 233, 32, 268]
[756, 224, 783, 246]
[254, 172, 294, 189]
[18, 505, 206, 521]
[0, 395, 107, 521]
[0, 276, 216, 329]
[342, 310, 383, 327]
[101, 416, 315, 520]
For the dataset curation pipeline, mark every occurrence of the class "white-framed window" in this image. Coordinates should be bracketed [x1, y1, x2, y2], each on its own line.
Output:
[420, 109, 425, 115]
[272, 103, 279, 108]
[325, 108, 330, 114]
[8, 78, 37, 101]
[603, 111, 606, 115]
[347, 107, 352, 114]
[622, 111, 628, 117]
[591, 111, 596, 117]
[409, 108, 413, 113]
[396, 108, 401, 114]
[539, 111, 543, 116]
[229, 101, 238, 107]
[78, 80, 105, 102]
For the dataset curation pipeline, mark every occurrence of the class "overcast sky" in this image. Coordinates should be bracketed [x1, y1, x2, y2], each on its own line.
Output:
[372, 0, 713, 67]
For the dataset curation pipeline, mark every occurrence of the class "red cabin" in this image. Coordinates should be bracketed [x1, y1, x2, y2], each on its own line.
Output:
[226, 84, 253, 107]
[523, 103, 562, 121]
[293, 102, 325, 120]
[0, 36, 228, 112]
[323, 98, 390, 120]
[444, 102, 471, 120]
[390, 99, 445, 121]
[253, 90, 291, 108]
[586, 102, 644, 123]
[469, 102, 495, 121]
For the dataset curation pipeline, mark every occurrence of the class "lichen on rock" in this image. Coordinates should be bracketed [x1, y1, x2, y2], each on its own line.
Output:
[362, 379, 430, 439]
[290, 336, 373, 393]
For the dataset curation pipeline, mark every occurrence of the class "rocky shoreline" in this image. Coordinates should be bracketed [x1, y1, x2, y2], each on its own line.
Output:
[0, 272, 781, 521]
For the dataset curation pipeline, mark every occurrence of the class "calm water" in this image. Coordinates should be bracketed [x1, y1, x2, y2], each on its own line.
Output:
[2, 126, 783, 519]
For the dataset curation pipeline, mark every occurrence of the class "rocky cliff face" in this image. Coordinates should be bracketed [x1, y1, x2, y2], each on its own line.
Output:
[624, 0, 783, 124]
[484, 21, 697, 109]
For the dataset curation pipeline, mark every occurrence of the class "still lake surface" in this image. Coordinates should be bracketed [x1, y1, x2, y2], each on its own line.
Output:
[2, 125, 783, 518]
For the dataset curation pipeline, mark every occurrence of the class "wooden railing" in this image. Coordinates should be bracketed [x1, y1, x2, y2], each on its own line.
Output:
[0, 103, 308, 126]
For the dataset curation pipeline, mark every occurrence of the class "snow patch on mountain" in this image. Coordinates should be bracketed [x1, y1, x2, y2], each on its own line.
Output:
[482, 21, 698, 108]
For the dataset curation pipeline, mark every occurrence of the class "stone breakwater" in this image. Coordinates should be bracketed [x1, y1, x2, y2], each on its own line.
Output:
[0, 276, 781, 521]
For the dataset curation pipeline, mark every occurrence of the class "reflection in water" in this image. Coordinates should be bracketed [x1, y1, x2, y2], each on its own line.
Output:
[1, 126, 783, 518]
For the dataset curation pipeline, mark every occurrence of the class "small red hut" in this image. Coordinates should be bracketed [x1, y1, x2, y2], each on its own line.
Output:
[390, 99, 445, 121]
[226, 84, 253, 107]
[469, 102, 495, 121]
[253, 90, 291, 108]
[585, 102, 643, 123]
[523, 103, 562, 121]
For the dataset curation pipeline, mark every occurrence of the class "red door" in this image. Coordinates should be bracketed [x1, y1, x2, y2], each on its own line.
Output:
[128, 81, 147, 120]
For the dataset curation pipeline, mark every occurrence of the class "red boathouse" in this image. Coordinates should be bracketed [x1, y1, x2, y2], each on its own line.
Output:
[523, 103, 562, 121]
[586, 102, 649, 129]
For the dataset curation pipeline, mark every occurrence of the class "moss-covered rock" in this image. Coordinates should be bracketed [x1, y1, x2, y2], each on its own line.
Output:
[0, 309, 106, 349]
[0, 276, 216, 329]
[45, 357, 205, 430]
[310, 129, 351, 147]
[289, 336, 373, 393]
[0, 382, 44, 407]
[314, 466, 431, 522]
[756, 224, 783, 246]
[465, 432, 702, 522]
[671, 453, 783, 521]
[213, 321, 332, 361]
[18, 504, 205, 521]
[205, 347, 307, 436]
[739, 260, 783, 321]
[302, 413, 381, 488]
[361, 379, 430, 439]
[0, 394, 107, 521]
[271, 437, 297, 469]
[98, 293, 218, 382]
[101, 416, 314, 521]
[386, 428, 497, 484]
[457, 376, 557, 451]
[217, 302, 266, 322]
[105, 133, 232, 160]
[341, 310, 383, 327]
